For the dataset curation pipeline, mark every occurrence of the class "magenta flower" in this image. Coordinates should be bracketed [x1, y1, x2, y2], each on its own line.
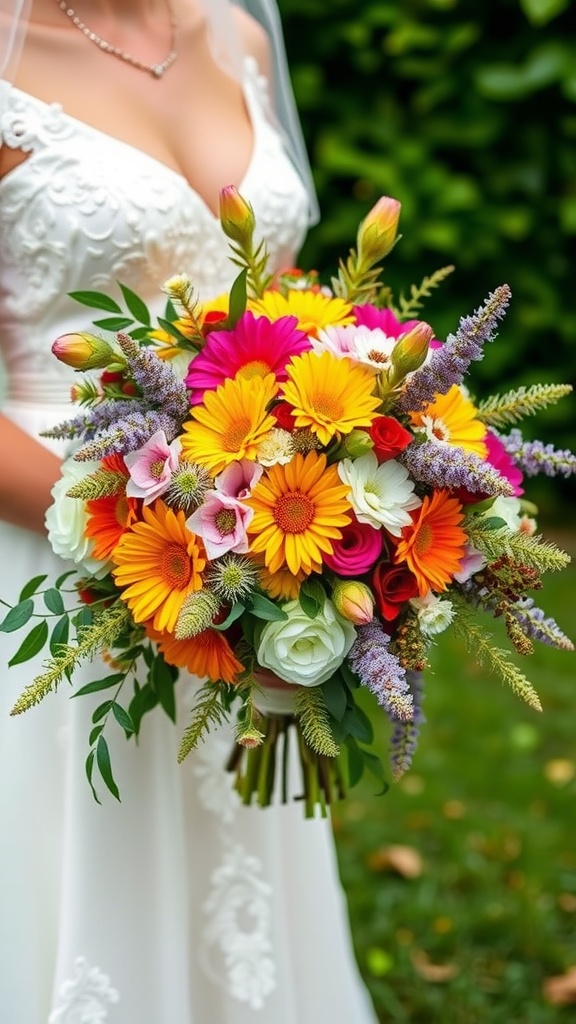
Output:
[185, 310, 310, 403]
[323, 516, 384, 576]
[353, 306, 442, 350]
[124, 429, 180, 505]
[486, 431, 524, 496]
[186, 492, 253, 560]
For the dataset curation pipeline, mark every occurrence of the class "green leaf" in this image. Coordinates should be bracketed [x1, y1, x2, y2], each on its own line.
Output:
[68, 290, 122, 313]
[96, 735, 121, 801]
[151, 656, 176, 722]
[18, 575, 48, 601]
[119, 283, 151, 325]
[92, 316, 135, 332]
[345, 737, 366, 788]
[298, 590, 321, 619]
[128, 683, 158, 736]
[227, 269, 248, 326]
[112, 702, 135, 733]
[8, 620, 49, 665]
[156, 316, 190, 342]
[342, 705, 374, 744]
[130, 326, 155, 341]
[73, 605, 94, 629]
[363, 751, 390, 794]
[55, 570, 77, 589]
[43, 588, 65, 615]
[92, 699, 113, 724]
[85, 749, 101, 804]
[321, 674, 347, 721]
[73, 673, 125, 698]
[89, 724, 104, 746]
[0, 598, 34, 633]
[249, 592, 288, 621]
[49, 615, 70, 657]
[519, 0, 570, 25]
[212, 602, 245, 631]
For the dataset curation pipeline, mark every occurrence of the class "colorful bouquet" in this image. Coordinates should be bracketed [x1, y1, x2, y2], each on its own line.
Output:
[2, 189, 574, 814]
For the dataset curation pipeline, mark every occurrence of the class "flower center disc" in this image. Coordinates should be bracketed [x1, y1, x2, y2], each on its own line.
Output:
[215, 508, 238, 537]
[237, 359, 271, 381]
[222, 417, 252, 452]
[414, 522, 433, 557]
[312, 392, 344, 420]
[274, 490, 315, 534]
[161, 542, 192, 589]
[150, 458, 166, 479]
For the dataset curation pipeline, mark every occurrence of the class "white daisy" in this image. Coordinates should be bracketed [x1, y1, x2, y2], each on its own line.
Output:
[338, 451, 421, 535]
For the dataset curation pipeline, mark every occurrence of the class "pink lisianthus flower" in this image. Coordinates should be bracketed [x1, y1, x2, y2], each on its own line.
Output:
[313, 324, 397, 372]
[323, 515, 385, 576]
[186, 492, 253, 560]
[213, 459, 263, 501]
[185, 310, 310, 403]
[124, 430, 181, 505]
[353, 306, 443, 350]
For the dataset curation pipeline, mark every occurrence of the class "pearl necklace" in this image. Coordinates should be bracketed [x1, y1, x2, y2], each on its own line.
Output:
[56, 0, 178, 78]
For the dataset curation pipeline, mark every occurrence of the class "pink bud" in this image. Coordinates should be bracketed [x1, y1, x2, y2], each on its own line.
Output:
[357, 196, 401, 263]
[219, 185, 256, 246]
[332, 581, 374, 625]
[52, 332, 115, 371]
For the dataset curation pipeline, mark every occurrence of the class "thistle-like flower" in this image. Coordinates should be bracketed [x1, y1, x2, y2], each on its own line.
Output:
[115, 333, 190, 423]
[348, 620, 413, 721]
[205, 554, 260, 604]
[497, 429, 576, 479]
[165, 461, 212, 512]
[389, 672, 426, 780]
[74, 411, 180, 461]
[400, 438, 514, 496]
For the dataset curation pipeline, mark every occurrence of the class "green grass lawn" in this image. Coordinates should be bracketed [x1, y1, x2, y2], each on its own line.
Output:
[334, 530, 576, 1023]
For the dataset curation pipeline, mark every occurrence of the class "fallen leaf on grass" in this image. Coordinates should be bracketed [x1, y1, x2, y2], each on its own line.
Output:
[366, 844, 424, 878]
[411, 948, 459, 983]
[544, 759, 575, 786]
[543, 967, 576, 1005]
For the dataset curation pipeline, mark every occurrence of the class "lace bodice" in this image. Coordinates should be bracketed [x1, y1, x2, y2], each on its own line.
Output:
[0, 59, 309, 404]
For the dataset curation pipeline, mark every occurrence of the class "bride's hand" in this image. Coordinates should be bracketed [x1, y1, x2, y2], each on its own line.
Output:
[0, 415, 61, 535]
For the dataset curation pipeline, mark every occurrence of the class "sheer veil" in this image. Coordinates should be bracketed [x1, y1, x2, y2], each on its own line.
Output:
[0, 0, 319, 224]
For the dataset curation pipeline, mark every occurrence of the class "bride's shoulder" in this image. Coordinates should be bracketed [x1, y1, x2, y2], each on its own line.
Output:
[230, 6, 271, 79]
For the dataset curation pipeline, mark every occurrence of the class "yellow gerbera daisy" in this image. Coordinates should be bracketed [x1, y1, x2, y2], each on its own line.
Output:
[410, 384, 487, 457]
[246, 450, 352, 576]
[281, 351, 381, 446]
[249, 289, 354, 338]
[111, 500, 205, 633]
[180, 374, 278, 474]
[258, 563, 307, 601]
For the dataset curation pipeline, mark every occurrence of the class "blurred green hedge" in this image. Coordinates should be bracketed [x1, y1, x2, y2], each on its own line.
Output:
[280, 0, 576, 518]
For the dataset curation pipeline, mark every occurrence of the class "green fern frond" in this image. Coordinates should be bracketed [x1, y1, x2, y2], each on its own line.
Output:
[467, 523, 571, 573]
[293, 687, 339, 758]
[235, 686, 265, 747]
[177, 682, 230, 762]
[11, 601, 131, 714]
[391, 265, 455, 320]
[477, 384, 572, 428]
[66, 469, 127, 500]
[452, 614, 542, 711]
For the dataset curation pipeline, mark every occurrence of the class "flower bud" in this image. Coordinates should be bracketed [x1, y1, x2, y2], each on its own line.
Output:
[219, 185, 256, 247]
[342, 429, 374, 459]
[332, 580, 374, 625]
[391, 321, 433, 375]
[52, 333, 116, 371]
[357, 196, 401, 264]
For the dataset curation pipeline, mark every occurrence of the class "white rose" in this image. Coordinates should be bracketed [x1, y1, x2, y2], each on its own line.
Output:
[482, 496, 522, 533]
[256, 598, 356, 687]
[45, 457, 112, 579]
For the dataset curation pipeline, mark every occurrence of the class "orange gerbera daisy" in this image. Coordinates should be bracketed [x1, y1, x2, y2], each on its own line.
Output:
[85, 454, 139, 561]
[246, 450, 352, 576]
[111, 499, 206, 632]
[145, 623, 243, 684]
[410, 384, 487, 457]
[249, 288, 354, 338]
[258, 564, 307, 601]
[180, 374, 278, 475]
[393, 489, 467, 597]
[281, 350, 381, 446]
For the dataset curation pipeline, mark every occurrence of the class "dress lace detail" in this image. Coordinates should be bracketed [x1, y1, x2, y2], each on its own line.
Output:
[202, 843, 276, 1011]
[48, 957, 119, 1023]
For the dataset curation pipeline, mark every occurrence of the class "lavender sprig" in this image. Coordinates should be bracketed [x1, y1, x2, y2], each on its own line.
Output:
[43, 399, 140, 443]
[497, 429, 576, 479]
[508, 598, 574, 651]
[397, 284, 511, 414]
[74, 411, 180, 461]
[348, 620, 413, 721]
[116, 333, 190, 423]
[390, 672, 426, 780]
[400, 439, 514, 496]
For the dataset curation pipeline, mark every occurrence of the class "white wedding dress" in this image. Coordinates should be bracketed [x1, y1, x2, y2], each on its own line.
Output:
[0, 62, 378, 1024]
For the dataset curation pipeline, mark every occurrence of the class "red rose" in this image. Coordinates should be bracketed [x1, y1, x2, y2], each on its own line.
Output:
[372, 563, 419, 621]
[369, 416, 413, 462]
[273, 401, 297, 431]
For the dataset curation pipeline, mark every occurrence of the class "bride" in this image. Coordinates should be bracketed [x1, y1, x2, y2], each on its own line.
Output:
[0, 0, 379, 1020]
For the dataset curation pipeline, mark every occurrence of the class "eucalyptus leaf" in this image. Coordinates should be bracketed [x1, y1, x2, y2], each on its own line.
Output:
[85, 749, 101, 804]
[112, 702, 135, 734]
[8, 620, 49, 665]
[96, 735, 121, 801]
[321, 674, 347, 721]
[73, 674, 125, 698]
[49, 615, 70, 657]
[0, 598, 34, 633]
[43, 588, 65, 615]
[249, 592, 288, 621]
[55, 570, 77, 589]
[151, 657, 177, 722]
[212, 602, 245, 631]
[18, 575, 48, 601]
[92, 700, 114, 724]
[345, 737, 366, 788]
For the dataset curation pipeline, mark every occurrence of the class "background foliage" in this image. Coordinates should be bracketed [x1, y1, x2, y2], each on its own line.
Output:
[279, 0, 576, 518]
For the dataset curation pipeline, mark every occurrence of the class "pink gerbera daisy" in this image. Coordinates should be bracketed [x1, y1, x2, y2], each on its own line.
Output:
[185, 310, 310, 404]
